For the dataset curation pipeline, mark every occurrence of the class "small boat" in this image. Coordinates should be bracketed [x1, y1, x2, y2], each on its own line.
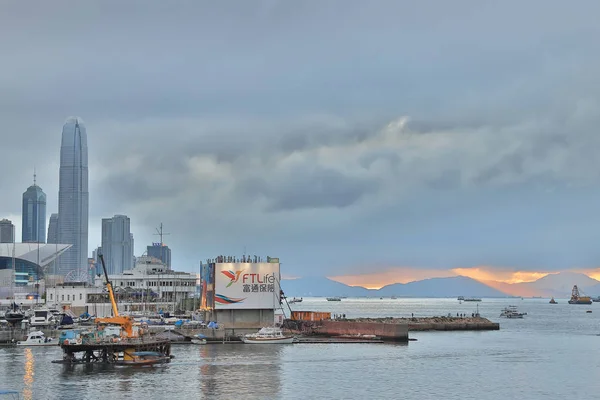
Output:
[500, 306, 526, 319]
[288, 297, 303, 304]
[586, 310, 593, 313]
[549, 297, 557, 304]
[29, 309, 56, 327]
[191, 334, 207, 345]
[17, 331, 57, 346]
[391, 296, 397, 300]
[592, 296, 600, 303]
[116, 351, 170, 366]
[241, 327, 295, 344]
[4, 311, 25, 325]
[326, 297, 341, 302]
[464, 297, 482, 302]
[457, 296, 465, 301]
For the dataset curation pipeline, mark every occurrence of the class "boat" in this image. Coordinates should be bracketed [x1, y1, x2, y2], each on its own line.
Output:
[457, 296, 465, 301]
[288, 297, 303, 304]
[4, 310, 25, 325]
[464, 298, 482, 302]
[549, 297, 557, 304]
[592, 296, 600, 303]
[17, 330, 57, 346]
[326, 297, 341, 302]
[500, 306, 526, 318]
[191, 334, 207, 345]
[391, 296, 397, 300]
[115, 351, 170, 366]
[568, 285, 592, 304]
[30, 309, 56, 327]
[241, 327, 295, 344]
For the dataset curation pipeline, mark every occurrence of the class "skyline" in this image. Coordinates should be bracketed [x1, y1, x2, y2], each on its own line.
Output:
[1, 2, 600, 282]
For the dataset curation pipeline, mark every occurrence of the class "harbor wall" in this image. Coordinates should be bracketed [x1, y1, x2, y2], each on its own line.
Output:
[314, 320, 409, 342]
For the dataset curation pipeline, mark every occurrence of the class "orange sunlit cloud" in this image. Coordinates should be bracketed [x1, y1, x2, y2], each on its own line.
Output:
[451, 266, 551, 284]
[573, 268, 600, 281]
[329, 267, 457, 289]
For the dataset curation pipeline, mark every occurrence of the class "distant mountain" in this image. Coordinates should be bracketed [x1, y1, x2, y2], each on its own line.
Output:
[281, 275, 506, 298]
[377, 276, 507, 298]
[508, 272, 600, 298]
[281, 277, 374, 297]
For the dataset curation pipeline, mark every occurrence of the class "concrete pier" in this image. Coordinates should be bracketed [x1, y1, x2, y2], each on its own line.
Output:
[314, 320, 409, 342]
[351, 316, 500, 332]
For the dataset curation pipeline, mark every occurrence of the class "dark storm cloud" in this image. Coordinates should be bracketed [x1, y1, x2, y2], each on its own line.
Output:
[1, 1, 600, 275]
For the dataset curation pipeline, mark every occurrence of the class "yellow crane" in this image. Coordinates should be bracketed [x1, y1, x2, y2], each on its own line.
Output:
[95, 253, 135, 337]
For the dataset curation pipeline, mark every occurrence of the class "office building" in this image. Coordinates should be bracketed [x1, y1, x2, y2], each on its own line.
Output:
[0, 219, 15, 243]
[57, 117, 89, 277]
[147, 243, 171, 270]
[22, 174, 47, 243]
[47, 213, 59, 244]
[101, 215, 134, 275]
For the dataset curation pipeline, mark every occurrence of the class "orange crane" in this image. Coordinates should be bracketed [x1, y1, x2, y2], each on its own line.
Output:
[95, 253, 135, 337]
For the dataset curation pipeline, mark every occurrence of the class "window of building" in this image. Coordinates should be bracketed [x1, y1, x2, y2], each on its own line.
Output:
[80, 293, 82, 300]
[62, 295, 64, 301]
[67, 295, 70, 301]
[50, 294, 53, 300]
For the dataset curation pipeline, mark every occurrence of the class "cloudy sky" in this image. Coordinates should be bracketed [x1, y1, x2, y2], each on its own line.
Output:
[2, 1, 600, 286]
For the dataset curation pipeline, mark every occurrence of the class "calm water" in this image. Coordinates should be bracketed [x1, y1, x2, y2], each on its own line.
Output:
[2, 298, 600, 399]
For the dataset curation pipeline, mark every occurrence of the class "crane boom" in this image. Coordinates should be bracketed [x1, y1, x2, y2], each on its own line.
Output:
[98, 253, 119, 317]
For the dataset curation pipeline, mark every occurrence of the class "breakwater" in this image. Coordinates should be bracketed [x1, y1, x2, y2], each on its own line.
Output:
[350, 316, 500, 331]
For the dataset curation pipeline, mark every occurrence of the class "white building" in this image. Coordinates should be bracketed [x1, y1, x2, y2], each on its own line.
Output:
[94, 255, 196, 302]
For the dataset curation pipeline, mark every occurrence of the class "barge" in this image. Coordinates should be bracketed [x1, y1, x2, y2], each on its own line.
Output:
[53, 253, 171, 365]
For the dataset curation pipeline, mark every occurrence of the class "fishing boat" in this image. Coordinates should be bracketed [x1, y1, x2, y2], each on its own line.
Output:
[549, 297, 557, 304]
[115, 351, 170, 366]
[500, 306, 526, 318]
[568, 285, 592, 304]
[241, 327, 295, 344]
[17, 331, 57, 346]
[326, 297, 341, 302]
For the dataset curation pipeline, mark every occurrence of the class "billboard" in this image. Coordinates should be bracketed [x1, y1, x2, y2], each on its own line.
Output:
[214, 262, 281, 309]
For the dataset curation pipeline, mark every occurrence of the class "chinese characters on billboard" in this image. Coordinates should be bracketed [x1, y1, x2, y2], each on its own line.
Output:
[214, 262, 281, 309]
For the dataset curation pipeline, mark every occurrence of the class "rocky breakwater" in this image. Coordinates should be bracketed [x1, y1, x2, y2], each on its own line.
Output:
[352, 316, 499, 332]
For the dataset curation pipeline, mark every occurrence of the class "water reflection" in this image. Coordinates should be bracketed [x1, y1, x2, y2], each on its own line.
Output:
[197, 344, 283, 399]
[23, 348, 34, 400]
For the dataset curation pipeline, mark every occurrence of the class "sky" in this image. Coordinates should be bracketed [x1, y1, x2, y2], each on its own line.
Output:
[1, 1, 600, 285]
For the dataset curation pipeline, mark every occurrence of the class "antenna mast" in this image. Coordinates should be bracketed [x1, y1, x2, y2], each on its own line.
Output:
[154, 223, 170, 246]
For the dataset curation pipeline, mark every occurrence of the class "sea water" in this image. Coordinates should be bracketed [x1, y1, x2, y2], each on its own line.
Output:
[1, 298, 599, 399]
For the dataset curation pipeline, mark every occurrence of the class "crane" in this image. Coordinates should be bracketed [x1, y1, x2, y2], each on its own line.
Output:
[95, 252, 135, 337]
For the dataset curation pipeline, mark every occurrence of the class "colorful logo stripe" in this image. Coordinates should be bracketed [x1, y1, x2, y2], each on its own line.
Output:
[215, 294, 246, 304]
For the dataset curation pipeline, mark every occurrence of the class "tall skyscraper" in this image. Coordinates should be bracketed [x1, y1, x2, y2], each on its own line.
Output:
[101, 215, 134, 275]
[147, 243, 171, 270]
[0, 219, 15, 243]
[47, 213, 59, 244]
[57, 117, 89, 277]
[22, 173, 47, 243]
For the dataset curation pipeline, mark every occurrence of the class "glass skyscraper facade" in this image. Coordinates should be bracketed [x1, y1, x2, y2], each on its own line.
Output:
[22, 178, 47, 243]
[47, 213, 58, 244]
[0, 219, 15, 243]
[101, 215, 134, 275]
[57, 117, 89, 278]
[147, 243, 171, 270]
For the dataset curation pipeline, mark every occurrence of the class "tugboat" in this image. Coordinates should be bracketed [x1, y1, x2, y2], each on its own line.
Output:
[549, 297, 557, 304]
[568, 285, 592, 305]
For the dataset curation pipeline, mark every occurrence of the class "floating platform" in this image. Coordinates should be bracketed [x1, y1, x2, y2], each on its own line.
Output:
[53, 338, 171, 364]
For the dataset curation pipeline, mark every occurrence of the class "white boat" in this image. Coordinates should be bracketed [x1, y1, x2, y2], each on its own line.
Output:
[191, 334, 207, 345]
[241, 327, 295, 344]
[30, 309, 56, 327]
[500, 306, 526, 319]
[288, 297, 303, 304]
[16, 331, 57, 346]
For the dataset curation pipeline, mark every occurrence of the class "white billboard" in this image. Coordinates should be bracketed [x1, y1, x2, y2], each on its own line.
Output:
[214, 262, 281, 309]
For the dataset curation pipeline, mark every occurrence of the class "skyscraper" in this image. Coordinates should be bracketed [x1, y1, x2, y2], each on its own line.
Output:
[57, 117, 89, 277]
[101, 215, 134, 275]
[147, 243, 171, 270]
[0, 219, 15, 243]
[22, 173, 47, 243]
[47, 213, 58, 244]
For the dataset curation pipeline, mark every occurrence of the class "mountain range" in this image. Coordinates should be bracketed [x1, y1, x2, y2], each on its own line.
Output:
[280, 272, 600, 298]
